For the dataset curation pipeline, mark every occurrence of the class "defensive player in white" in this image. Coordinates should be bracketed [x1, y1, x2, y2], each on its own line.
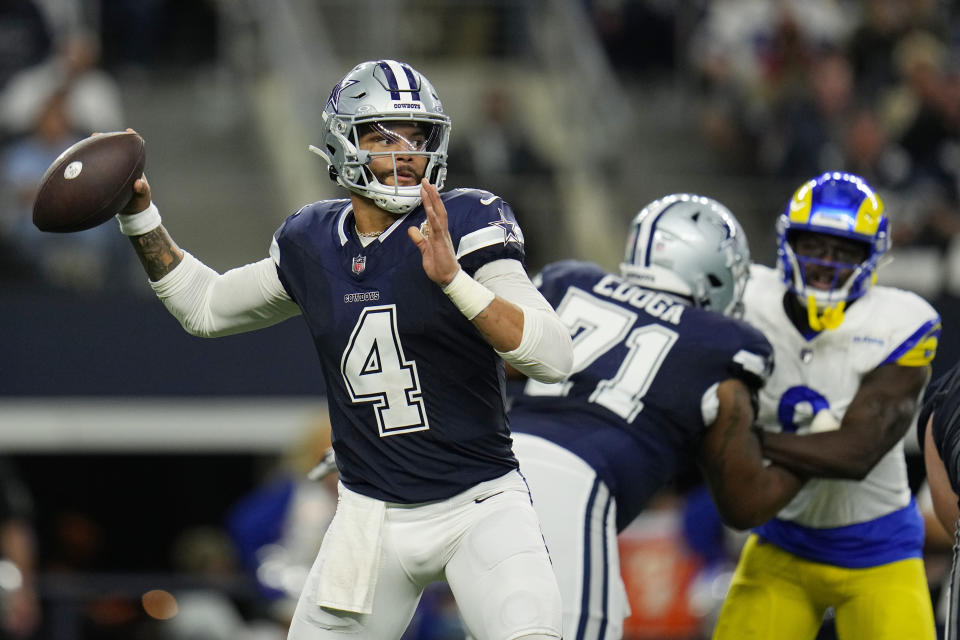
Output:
[713, 172, 942, 639]
[508, 194, 808, 639]
[114, 60, 573, 639]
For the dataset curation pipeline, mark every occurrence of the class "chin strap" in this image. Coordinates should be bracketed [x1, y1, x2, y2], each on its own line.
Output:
[806, 296, 845, 331]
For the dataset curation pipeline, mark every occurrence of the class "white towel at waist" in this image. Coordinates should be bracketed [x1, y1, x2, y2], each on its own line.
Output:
[315, 482, 386, 614]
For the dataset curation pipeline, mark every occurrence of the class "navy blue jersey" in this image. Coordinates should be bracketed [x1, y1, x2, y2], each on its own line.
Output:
[509, 260, 773, 531]
[272, 188, 526, 503]
[919, 361, 960, 499]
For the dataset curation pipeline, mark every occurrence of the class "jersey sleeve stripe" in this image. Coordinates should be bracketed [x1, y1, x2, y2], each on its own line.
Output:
[881, 318, 941, 367]
[733, 349, 771, 380]
[455, 226, 522, 259]
[269, 236, 282, 266]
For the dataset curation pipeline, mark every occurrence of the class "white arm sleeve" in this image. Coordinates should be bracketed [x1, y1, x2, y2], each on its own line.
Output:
[474, 259, 573, 383]
[150, 252, 301, 337]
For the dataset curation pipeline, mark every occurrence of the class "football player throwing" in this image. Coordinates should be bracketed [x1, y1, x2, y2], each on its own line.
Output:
[116, 60, 573, 640]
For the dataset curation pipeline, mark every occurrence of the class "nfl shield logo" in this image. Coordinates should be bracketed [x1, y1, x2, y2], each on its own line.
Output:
[352, 255, 366, 274]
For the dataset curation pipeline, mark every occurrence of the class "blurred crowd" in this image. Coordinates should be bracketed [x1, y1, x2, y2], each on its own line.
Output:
[0, 0, 219, 294]
[634, 0, 959, 291]
[0, 0, 130, 293]
[6, 0, 957, 292]
[588, 0, 960, 297]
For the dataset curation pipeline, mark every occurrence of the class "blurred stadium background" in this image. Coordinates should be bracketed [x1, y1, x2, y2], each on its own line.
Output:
[1, 0, 959, 638]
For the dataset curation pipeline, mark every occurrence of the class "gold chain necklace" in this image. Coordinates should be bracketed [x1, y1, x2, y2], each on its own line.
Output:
[356, 225, 383, 238]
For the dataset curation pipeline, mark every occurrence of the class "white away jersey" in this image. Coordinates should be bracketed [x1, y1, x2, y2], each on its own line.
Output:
[745, 265, 940, 567]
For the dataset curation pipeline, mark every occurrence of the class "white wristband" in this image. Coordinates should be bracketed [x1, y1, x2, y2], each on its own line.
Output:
[116, 202, 161, 236]
[443, 268, 495, 320]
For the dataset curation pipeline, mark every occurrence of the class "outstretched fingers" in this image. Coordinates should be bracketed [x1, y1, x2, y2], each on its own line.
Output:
[420, 180, 448, 238]
[410, 180, 460, 286]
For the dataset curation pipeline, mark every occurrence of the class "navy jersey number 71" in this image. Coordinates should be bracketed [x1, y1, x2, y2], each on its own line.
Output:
[509, 260, 773, 530]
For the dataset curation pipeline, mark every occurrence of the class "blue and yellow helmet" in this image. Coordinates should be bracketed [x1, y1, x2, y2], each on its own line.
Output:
[776, 172, 890, 330]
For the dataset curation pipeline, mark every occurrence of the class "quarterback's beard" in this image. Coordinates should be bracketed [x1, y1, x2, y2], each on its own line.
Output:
[374, 164, 423, 188]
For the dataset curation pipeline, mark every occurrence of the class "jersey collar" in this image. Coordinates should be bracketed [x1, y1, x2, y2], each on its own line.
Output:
[337, 202, 415, 246]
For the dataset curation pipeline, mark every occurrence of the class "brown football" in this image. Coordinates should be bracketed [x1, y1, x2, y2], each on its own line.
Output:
[32, 131, 146, 233]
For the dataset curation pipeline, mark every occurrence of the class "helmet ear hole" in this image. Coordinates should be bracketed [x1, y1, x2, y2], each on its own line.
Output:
[708, 274, 723, 287]
[328, 165, 339, 182]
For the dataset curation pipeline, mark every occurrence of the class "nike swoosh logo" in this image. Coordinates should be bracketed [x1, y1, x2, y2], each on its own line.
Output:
[480, 195, 498, 206]
[474, 491, 504, 504]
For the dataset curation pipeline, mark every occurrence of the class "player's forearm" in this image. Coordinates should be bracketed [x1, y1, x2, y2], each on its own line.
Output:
[700, 380, 806, 528]
[493, 305, 573, 383]
[745, 465, 805, 526]
[469, 296, 574, 382]
[474, 259, 574, 382]
[712, 465, 805, 530]
[128, 224, 184, 281]
[762, 430, 877, 479]
[769, 363, 931, 478]
[441, 267, 523, 350]
[118, 200, 182, 281]
[763, 391, 920, 479]
[471, 297, 523, 351]
[444, 260, 573, 382]
[704, 431, 805, 529]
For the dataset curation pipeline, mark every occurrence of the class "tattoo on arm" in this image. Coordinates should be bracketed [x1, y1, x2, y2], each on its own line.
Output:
[128, 226, 184, 281]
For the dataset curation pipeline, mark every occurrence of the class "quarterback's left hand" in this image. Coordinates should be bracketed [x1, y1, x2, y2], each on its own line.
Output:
[408, 180, 460, 286]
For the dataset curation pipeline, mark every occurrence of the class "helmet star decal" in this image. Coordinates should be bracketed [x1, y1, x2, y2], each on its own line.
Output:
[489, 207, 522, 246]
[326, 79, 359, 111]
[620, 194, 750, 317]
[702, 209, 733, 239]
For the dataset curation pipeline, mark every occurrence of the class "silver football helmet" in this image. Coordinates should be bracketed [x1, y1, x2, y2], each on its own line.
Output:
[620, 194, 751, 317]
[309, 60, 451, 214]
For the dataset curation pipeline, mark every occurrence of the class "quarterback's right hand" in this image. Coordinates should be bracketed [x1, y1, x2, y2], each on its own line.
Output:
[123, 173, 152, 215]
[118, 127, 152, 215]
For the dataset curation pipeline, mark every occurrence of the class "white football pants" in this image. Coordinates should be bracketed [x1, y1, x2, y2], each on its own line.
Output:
[513, 433, 631, 640]
[287, 470, 562, 640]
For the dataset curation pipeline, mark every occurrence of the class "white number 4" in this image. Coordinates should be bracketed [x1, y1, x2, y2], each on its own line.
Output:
[341, 305, 429, 436]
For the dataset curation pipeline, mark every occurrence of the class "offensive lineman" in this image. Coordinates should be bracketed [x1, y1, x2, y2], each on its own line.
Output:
[115, 60, 573, 639]
[713, 172, 941, 639]
[508, 194, 808, 638]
